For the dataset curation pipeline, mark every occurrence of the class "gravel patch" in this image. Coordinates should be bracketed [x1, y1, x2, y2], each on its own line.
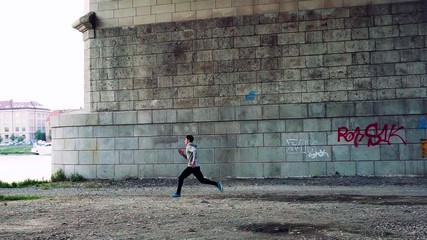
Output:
[0, 176, 426, 239]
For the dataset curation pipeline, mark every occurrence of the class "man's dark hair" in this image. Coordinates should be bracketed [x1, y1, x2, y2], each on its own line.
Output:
[186, 135, 194, 142]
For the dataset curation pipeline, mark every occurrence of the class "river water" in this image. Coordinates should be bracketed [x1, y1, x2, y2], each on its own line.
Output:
[0, 155, 51, 183]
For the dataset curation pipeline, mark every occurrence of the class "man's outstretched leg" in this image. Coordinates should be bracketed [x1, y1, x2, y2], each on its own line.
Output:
[171, 167, 193, 198]
[193, 167, 223, 192]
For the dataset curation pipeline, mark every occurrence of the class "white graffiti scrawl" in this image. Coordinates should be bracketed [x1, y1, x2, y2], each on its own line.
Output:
[308, 150, 329, 159]
[286, 139, 329, 159]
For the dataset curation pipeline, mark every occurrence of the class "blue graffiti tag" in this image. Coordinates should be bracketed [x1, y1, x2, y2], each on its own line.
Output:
[419, 117, 427, 129]
[245, 90, 257, 102]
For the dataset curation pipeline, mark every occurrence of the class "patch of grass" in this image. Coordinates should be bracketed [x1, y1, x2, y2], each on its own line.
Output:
[0, 195, 41, 201]
[0, 170, 93, 189]
[0, 146, 33, 155]
[0, 179, 49, 188]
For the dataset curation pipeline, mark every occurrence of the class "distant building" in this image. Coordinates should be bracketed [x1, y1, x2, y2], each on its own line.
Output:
[0, 100, 51, 143]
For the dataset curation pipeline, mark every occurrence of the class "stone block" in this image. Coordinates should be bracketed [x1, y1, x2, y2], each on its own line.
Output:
[396, 62, 426, 75]
[63, 165, 76, 177]
[347, 39, 376, 52]
[324, 54, 352, 66]
[115, 137, 138, 150]
[258, 147, 285, 162]
[240, 121, 258, 133]
[356, 161, 374, 176]
[78, 151, 94, 165]
[153, 110, 177, 123]
[200, 164, 220, 178]
[263, 163, 281, 177]
[277, 32, 305, 45]
[332, 145, 350, 161]
[134, 150, 157, 164]
[303, 119, 332, 131]
[134, 124, 158, 136]
[405, 99, 425, 114]
[308, 103, 326, 118]
[237, 134, 264, 147]
[234, 36, 260, 47]
[118, 125, 133, 137]
[63, 151, 79, 165]
[374, 161, 405, 176]
[94, 126, 118, 138]
[114, 165, 139, 179]
[235, 106, 262, 120]
[235, 163, 264, 178]
[309, 132, 328, 145]
[75, 165, 97, 178]
[97, 165, 115, 179]
[153, 164, 180, 177]
[76, 139, 97, 151]
[373, 100, 405, 115]
[281, 162, 309, 177]
[351, 146, 380, 161]
[199, 149, 215, 164]
[138, 164, 154, 178]
[152, 136, 179, 149]
[285, 119, 303, 132]
[240, 148, 258, 162]
[214, 121, 239, 134]
[78, 127, 93, 138]
[258, 120, 286, 133]
[327, 102, 355, 117]
[262, 105, 279, 119]
[62, 127, 80, 138]
[194, 108, 219, 122]
[300, 43, 327, 55]
[60, 139, 74, 151]
[308, 162, 327, 176]
[301, 67, 330, 80]
[157, 124, 172, 136]
[215, 148, 240, 163]
[280, 104, 308, 119]
[119, 150, 134, 164]
[327, 162, 356, 176]
[380, 144, 400, 160]
[96, 138, 114, 150]
[94, 151, 120, 164]
[405, 161, 425, 175]
[177, 109, 193, 122]
[157, 149, 174, 164]
[263, 133, 281, 146]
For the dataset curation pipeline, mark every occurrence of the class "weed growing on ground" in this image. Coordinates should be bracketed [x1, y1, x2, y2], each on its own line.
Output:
[0, 195, 41, 201]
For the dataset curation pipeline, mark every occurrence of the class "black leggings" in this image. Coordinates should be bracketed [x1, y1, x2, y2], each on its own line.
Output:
[176, 167, 217, 194]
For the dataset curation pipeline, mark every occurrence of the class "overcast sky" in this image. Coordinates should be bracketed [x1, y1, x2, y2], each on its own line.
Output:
[0, 1, 86, 110]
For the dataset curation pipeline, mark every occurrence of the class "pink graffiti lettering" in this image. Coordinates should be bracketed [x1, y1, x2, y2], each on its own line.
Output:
[337, 123, 406, 147]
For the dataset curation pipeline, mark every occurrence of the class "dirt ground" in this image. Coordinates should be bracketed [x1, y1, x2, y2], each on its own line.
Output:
[1, 176, 426, 240]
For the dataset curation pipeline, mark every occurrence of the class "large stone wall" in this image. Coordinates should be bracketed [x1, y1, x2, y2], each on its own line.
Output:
[51, 0, 427, 179]
[89, 0, 418, 28]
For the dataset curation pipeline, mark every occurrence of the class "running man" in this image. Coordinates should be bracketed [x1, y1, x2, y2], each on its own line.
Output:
[170, 135, 223, 198]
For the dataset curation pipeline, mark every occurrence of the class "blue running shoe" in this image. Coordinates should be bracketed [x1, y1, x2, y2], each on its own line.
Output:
[170, 193, 181, 198]
[217, 182, 223, 192]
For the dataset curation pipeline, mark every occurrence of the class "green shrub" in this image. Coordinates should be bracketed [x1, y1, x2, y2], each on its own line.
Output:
[51, 169, 67, 182]
[0, 181, 11, 188]
[16, 179, 48, 188]
[70, 173, 86, 182]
